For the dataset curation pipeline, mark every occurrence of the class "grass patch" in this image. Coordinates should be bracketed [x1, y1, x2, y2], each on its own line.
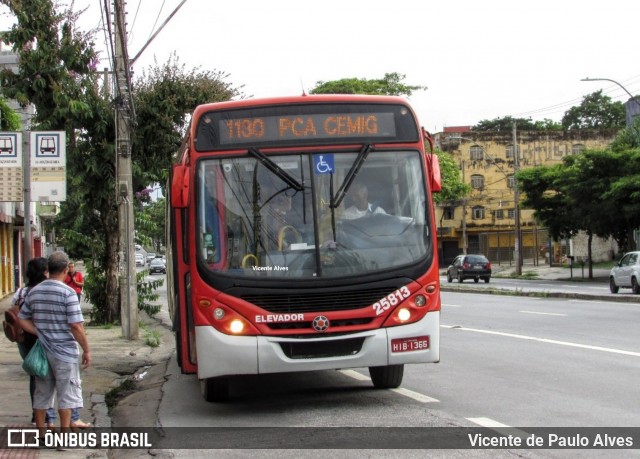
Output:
[144, 330, 161, 348]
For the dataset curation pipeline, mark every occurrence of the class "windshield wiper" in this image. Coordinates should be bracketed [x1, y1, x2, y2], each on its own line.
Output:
[248, 148, 303, 192]
[331, 143, 373, 209]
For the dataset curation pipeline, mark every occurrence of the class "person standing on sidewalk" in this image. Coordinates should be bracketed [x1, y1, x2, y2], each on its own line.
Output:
[13, 257, 57, 426]
[64, 261, 84, 304]
[18, 251, 91, 435]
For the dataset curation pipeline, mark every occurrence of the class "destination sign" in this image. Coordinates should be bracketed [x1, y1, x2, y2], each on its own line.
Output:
[218, 113, 396, 145]
[194, 103, 419, 150]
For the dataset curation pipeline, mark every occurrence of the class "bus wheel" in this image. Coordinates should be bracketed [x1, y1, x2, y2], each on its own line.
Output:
[200, 377, 230, 402]
[369, 364, 404, 389]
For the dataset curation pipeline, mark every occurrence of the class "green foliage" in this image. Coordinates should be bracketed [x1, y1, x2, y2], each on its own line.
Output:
[433, 149, 470, 204]
[610, 115, 640, 152]
[517, 148, 640, 254]
[132, 53, 243, 191]
[310, 73, 426, 97]
[136, 198, 166, 252]
[561, 90, 625, 130]
[0, 98, 22, 130]
[144, 330, 161, 348]
[136, 269, 163, 317]
[473, 116, 561, 132]
[1, 2, 242, 324]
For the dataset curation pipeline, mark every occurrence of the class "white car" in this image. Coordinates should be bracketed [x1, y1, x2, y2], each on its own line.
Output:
[609, 251, 640, 294]
[135, 253, 145, 267]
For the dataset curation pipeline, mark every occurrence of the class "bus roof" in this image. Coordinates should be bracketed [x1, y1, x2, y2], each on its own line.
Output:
[191, 94, 416, 117]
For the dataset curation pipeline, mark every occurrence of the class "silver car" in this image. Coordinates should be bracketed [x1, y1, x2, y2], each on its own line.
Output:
[609, 251, 640, 294]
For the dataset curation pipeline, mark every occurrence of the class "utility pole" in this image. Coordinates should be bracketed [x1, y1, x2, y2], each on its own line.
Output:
[22, 133, 31, 273]
[461, 160, 467, 254]
[114, 0, 138, 339]
[512, 122, 522, 276]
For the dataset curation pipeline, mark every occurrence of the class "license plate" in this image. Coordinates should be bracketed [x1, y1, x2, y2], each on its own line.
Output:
[474, 265, 482, 269]
[391, 336, 429, 353]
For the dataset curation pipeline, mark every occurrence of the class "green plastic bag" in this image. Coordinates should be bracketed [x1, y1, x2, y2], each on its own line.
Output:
[22, 340, 49, 378]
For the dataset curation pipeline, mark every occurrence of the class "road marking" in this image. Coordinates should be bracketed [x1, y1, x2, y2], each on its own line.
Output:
[442, 325, 640, 357]
[467, 417, 510, 428]
[339, 370, 440, 403]
[467, 418, 531, 440]
[391, 388, 439, 403]
[519, 310, 567, 316]
[339, 369, 370, 381]
[442, 303, 462, 308]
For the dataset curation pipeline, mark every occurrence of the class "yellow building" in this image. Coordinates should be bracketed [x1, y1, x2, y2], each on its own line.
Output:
[434, 129, 618, 267]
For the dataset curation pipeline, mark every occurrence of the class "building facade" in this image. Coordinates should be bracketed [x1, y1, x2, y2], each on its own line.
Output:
[434, 128, 619, 267]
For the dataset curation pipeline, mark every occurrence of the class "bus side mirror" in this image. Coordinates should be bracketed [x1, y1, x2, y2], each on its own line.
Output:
[429, 154, 442, 192]
[422, 127, 441, 193]
[171, 165, 190, 208]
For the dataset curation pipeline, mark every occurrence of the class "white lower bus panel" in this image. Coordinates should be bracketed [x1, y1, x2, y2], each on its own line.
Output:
[195, 311, 440, 379]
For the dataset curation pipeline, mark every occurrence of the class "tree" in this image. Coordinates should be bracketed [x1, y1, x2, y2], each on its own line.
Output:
[517, 148, 640, 277]
[433, 149, 470, 205]
[473, 116, 561, 132]
[0, 0, 121, 321]
[610, 114, 640, 152]
[561, 90, 625, 130]
[310, 73, 426, 96]
[137, 197, 166, 253]
[1, 0, 243, 323]
[131, 54, 243, 190]
[0, 98, 22, 130]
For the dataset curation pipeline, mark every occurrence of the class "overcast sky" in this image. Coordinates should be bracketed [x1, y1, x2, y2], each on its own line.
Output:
[3, 0, 640, 133]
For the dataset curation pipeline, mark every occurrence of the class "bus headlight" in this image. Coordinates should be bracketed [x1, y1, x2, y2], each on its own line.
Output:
[414, 295, 426, 307]
[229, 319, 245, 334]
[213, 308, 225, 320]
[397, 308, 411, 322]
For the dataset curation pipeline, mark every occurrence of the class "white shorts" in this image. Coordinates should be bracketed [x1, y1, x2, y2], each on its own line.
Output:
[33, 352, 83, 410]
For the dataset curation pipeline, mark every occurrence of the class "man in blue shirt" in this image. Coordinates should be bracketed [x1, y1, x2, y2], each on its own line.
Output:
[19, 251, 91, 435]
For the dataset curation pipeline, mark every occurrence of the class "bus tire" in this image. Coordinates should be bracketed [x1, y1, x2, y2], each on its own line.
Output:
[369, 364, 404, 389]
[201, 377, 230, 402]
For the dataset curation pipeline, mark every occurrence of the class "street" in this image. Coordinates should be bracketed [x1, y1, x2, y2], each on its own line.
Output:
[131, 277, 640, 457]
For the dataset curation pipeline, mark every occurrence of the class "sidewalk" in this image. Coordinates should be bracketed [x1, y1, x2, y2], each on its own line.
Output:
[0, 263, 174, 459]
[490, 263, 612, 281]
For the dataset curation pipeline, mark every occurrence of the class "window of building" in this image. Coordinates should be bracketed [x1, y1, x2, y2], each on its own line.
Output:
[507, 175, 516, 188]
[572, 143, 585, 154]
[472, 206, 485, 220]
[470, 145, 484, 160]
[443, 207, 455, 220]
[506, 144, 520, 159]
[470, 174, 484, 189]
[495, 209, 504, 220]
[508, 208, 515, 219]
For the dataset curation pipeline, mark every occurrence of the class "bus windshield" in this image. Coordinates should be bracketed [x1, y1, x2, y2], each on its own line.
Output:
[197, 149, 430, 279]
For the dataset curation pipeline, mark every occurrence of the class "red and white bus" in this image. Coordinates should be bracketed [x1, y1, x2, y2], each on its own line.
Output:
[167, 95, 442, 401]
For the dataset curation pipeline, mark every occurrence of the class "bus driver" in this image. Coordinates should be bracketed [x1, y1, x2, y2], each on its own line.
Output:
[342, 182, 386, 220]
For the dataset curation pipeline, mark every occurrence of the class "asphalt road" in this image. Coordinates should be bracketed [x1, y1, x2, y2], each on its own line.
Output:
[138, 283, 640, 458]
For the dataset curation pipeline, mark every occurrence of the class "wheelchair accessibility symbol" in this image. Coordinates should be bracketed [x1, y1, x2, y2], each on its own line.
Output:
[313, 154, 334, 174]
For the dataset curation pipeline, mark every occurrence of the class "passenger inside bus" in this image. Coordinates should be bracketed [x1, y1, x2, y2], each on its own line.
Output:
[259, 181, 301, 251]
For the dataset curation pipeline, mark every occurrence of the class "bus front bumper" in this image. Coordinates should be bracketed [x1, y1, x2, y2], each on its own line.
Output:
[195, 311, 440, 380]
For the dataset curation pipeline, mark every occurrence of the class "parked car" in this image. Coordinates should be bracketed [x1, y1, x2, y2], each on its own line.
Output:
[446, 254, 492, 283]
[149, 258, 166, 274]
[609, 251, 640, 294]
[135, 253, 145, 267]
[146, 252, 157, 265]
